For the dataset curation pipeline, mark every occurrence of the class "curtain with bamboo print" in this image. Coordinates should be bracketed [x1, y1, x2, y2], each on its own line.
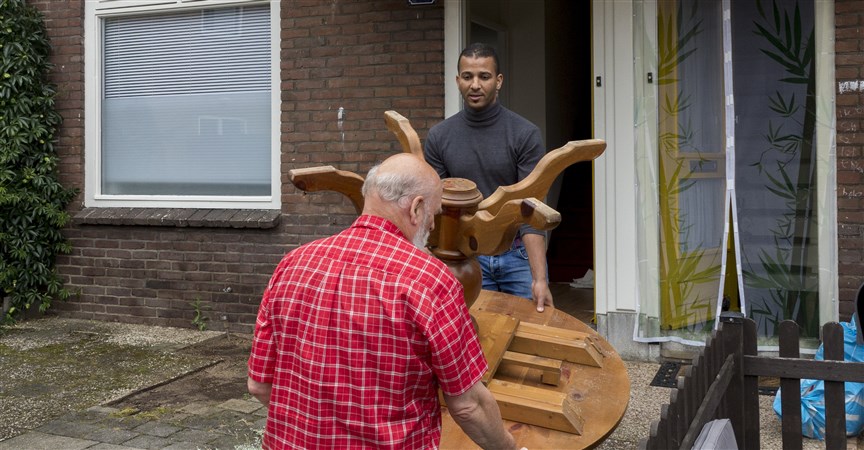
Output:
[633, 0, 824, 344]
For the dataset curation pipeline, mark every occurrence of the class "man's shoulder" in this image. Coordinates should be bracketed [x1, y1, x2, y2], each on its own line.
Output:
[500, 106, 540, 131]
[396, 246, 459, 284]
[428, 111, 466, 133]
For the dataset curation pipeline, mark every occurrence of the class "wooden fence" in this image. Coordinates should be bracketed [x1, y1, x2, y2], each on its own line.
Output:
[639, 312, 864, 450]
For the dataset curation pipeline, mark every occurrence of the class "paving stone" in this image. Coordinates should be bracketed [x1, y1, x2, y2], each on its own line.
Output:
[160, 412, 192, 424]
[176, 409, 252, 433]
[73, 407, 120, 423]
[83, 426, 140, 445]
[216, 398, 262, 414]
[121, 434, 174, 449]
[207, 433, 257, 450]
[161, 442, 213, 450]
[178, 401, 217, 415]
[168, 428, 219, 444]
[173, 413, 224, 431]
[0, 431, 98, 450]
[100, 415, 153, 431]
[87, 443, 144, 450]
[204, 410, 259, 434]
[132, 421, 181, 438]
[35, 419, 100, 439]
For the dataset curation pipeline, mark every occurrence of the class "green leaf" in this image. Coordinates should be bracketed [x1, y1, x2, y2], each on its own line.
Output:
[0, 0, 76, 325]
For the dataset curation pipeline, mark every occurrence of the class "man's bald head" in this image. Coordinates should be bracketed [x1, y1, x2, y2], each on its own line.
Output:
[362, 154, 442, 249]
[362, 154, 440, 207]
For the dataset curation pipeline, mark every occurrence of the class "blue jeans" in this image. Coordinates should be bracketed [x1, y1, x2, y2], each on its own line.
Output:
[477, 243, 533, 300]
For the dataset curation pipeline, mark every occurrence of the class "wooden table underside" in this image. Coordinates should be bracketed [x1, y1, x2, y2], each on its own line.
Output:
[440, 290, 630, 449]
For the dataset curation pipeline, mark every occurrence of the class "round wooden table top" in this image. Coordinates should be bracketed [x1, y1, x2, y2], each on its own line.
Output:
[440, 290, 630, 449]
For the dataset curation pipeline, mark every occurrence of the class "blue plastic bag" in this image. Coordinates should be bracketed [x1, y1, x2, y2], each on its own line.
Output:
[773, 316, 864, 440]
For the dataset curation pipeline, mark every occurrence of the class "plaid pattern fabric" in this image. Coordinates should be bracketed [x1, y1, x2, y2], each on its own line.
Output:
[249, 215, 487, 449]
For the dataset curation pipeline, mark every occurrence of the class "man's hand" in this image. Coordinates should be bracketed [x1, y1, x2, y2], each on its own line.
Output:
[532, 278, 554, 313]
[247, 377, 272, 407]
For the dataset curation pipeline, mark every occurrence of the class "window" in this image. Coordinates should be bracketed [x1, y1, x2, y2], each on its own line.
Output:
[85, 0, 279, 208]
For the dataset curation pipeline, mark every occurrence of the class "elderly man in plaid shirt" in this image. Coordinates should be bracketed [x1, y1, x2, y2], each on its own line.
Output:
[248, 153, 516, 449]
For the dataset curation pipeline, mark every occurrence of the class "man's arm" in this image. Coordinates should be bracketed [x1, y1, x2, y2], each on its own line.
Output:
[522, 233, 553, 312]
[247, 377, 272, 407]
[443, 381, 517, 450]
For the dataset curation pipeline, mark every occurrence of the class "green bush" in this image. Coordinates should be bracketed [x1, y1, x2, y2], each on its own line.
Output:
[0, 0, 76, 323]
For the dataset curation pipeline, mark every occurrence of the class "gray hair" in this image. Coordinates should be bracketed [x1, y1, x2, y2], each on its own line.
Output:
[362, 164, 428, 207]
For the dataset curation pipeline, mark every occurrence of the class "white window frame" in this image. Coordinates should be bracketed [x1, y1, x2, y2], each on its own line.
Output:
[84, 0, 281, 209]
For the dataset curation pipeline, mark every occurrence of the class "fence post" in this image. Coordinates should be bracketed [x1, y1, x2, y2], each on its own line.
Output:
[741, 317, 760, 449]
[822, 322, 846, 449]
[778, 320, 802, 449]
[718, 312, 746, 448]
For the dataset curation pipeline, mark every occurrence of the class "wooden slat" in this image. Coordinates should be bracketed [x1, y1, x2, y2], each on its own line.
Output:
[500, 351, 563, 386]
[514, 321, 594, 341]
[720, 314, 746, 449]
[680, 355, 736, 449]
[510, 322, 604, 367]
[669, 388, 683, 448]
[678, 364, 694, 446]
[742, 356, 864, 382]
[487, 379, 584, 435]
[822, 323, 846, 450]
[652, 416, 665, 450]
[778, 320, 803, 450]
[659, 403, 671, 449]
[471, 311, 520, 384]
[741, 317, 760, 449]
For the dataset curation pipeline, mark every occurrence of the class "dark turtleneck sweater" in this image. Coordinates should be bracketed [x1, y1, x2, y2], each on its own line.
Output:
[424, 101, 545, 237]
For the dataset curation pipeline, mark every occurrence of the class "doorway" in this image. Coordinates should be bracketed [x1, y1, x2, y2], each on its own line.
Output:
[466, 0, 595, 320]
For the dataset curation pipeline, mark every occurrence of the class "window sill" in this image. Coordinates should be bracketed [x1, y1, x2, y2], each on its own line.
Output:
[73, 208, 281, 229]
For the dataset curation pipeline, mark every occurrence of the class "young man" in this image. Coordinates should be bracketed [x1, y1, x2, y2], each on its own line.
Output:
[248, 154, 516, 449]
[424, 43, 553, 313]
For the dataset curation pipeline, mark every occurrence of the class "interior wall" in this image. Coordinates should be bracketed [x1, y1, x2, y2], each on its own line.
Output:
[469, 0, 546, 144]
[544, 0, 594, 282]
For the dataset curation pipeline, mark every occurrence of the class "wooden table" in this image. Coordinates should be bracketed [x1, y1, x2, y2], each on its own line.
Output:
[440, 290, 630, 449]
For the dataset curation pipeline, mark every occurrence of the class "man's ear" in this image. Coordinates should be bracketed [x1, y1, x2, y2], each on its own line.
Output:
[409, 196, 424, 225]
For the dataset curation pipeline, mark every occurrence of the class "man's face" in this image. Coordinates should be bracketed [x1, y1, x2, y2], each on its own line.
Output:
[457, 56, 502, 112]
[412, 209, 431, 250]
[412, 189, 441, 250]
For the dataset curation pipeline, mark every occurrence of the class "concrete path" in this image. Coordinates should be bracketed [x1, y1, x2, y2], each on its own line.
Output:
[0, 398, 265, 450]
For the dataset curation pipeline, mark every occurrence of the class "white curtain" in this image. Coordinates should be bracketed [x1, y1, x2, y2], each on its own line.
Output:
[633, 0, 835, 348]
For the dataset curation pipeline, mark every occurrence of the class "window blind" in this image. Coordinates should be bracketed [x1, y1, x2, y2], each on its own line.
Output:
[100, 4, 272, 197]
[104, 5, 270, 98]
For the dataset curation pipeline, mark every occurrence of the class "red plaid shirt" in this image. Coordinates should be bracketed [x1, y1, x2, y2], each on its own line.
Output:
[249, 215, 487, 449]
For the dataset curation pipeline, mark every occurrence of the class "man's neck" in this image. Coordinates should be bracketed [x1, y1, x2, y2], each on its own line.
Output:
[463, 100, 501, 124]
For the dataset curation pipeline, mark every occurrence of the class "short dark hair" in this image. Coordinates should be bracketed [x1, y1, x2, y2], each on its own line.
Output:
[458, 42, 500, 75]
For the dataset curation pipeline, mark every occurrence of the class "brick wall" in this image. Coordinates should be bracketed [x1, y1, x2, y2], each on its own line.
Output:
[836, 0, 864, 320]
[28, 0, 85, 203]
[30, 0, 446, 333]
